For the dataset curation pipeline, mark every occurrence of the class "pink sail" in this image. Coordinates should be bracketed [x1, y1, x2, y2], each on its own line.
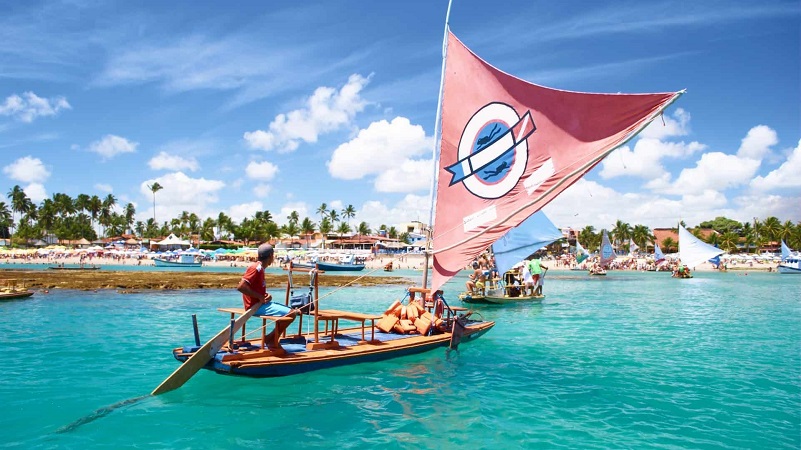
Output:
[430, 31, 683, 291]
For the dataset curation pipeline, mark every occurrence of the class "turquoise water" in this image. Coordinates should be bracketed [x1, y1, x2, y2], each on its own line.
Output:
[1, 270, 799, 448]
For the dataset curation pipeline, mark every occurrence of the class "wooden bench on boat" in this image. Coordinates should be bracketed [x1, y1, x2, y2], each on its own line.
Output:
[218, 307, 294, 350]
[316, 309, 382, 344]
[218, 307, 382, 348]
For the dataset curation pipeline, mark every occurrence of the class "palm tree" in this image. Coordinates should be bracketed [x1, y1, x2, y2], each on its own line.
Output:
[357, 221, 371, 236]
[341, 204, 356, 228]
[336, 221, 352, 238]
[124, 203, 136, 235]
[631, 224, 651, 252]
[148, 182, 163, 224]
[7, 185, 31, 243]
[328, 210, 339, 226]
[316, 203, 328, 226]
[611, 220, 632, 253]
[287, 210, 299, 227]
[88, 195, 102, 234]
[319, 217, 333, 247]
[718, 231, 740, 253]
[0, 201, 12, 239]
[661, 237, 677, 253]
[300, 217, 316, 249]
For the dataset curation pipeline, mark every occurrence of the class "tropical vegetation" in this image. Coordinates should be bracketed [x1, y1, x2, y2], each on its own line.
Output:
[2, 186, 799, 253]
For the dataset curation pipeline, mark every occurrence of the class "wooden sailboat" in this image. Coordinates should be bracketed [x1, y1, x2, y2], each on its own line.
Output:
[157, 16, 682, 393]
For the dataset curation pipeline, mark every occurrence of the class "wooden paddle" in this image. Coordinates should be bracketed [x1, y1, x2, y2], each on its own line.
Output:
[151, 305, 259, 396]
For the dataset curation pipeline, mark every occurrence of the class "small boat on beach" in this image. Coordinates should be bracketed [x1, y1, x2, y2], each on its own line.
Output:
[153, 254, 202, 268]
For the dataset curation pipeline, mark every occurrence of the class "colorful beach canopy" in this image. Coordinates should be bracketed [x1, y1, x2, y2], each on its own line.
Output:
[429, 30, 683, 291]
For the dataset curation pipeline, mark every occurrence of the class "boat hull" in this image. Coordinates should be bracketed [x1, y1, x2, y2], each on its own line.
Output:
[153, 258, 202, 268]
[173, 321, 494, 377]
[778, 264, 801, 274]
[293, 262, 365, 271]
[482, 294, 544, 304]
[0, 291, 34, 301]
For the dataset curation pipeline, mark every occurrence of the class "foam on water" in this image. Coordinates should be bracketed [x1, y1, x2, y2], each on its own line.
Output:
[1, 270, 798, 448]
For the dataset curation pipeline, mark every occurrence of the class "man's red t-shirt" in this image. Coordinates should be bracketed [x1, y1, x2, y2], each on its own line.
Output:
[241, 262, 266, 309]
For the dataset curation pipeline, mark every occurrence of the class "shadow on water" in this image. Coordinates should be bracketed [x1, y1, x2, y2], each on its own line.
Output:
[55, 395, 150, 434]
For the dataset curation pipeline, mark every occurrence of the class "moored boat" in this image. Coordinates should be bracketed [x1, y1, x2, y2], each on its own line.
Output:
[778, 241, 801, 274]
[0, 280, 34, 301]
[153, 254, 202, 267]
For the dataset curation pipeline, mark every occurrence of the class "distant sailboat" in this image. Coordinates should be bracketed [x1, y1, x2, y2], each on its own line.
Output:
[779, 240, 800, 274]
[571, 239, 589, 270]
[600, 230, 616, 268]
[654, 242, 666, 266]
[678, 225, 723, 269]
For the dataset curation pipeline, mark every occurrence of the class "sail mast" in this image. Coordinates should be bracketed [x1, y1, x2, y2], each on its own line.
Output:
[421, 0, 453, 289]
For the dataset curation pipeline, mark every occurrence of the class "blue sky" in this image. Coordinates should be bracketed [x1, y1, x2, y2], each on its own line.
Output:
[1, 0, 799, 233]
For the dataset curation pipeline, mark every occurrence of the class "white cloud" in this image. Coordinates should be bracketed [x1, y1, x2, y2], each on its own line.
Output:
[227, 201, 264, 224]
[639, 108, 690, 140]
[139, 172, 225, 222]
[357, 194, 431, 229]
[668, 151, 761, 195]
[94, 183, 113, 193]
[542, 178, 734, 229]
[245, 161, 279, 181]
[0, 92, 71, 123]
[373, 159, 433, 193]
[88, 135, 138, 160]
[600, 138, 706, 180]
[737, 125, 777, 159]
[148, 151, 199, 172]
[327, 117, 433, 193]
[23, 183, 47, 204]
[2, 156, 51, 183]
[750, 139, 801, 191]
[244, 74, 370, 153]
[252, 183, 272, 198]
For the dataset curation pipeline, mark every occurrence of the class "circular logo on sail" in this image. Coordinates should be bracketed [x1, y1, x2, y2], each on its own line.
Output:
[445, 103, 536, 199]
[601, 243, 614, 261]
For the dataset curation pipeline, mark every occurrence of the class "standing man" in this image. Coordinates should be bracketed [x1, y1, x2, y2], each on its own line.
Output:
[237, 243, 297, 350]
[528, 253, 549, 295]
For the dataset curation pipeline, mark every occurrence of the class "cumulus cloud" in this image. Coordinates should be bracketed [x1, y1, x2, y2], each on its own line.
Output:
[244, 74, 370, 153]
[23, 183, 47, 204]
[245, 161, 279, 181]
[94, 183, 113, 193]
[3, 156, 51, 184]
[88, 135, 138, 160]
[139, 172, 225, 222]
[277, 202, 310, 226]
[251, 183, 271, 198]
[750, 139, 801, 191]
[327, 117, 433, 192]
[227, 201, 264, 224]
[357, 194, 431, 229]
[668, 152, 761, 195]
[639, 108, 690, 140]
[373, 159, 433, 193]
[543, 178, 745, 229]
[737, 125, 777, 159]
[0, 92, 71, 123]
[148, 151, 199, 172]
[600, 138, 706, 180]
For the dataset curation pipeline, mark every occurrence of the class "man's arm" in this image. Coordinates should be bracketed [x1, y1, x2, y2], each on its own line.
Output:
[236, 279, 272, 303]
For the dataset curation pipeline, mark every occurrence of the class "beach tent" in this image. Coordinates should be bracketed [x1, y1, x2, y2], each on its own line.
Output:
[155, 233, 190, 251]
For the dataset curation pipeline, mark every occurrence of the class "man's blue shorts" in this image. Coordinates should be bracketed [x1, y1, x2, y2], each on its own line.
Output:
[256, 301, 292, 317]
